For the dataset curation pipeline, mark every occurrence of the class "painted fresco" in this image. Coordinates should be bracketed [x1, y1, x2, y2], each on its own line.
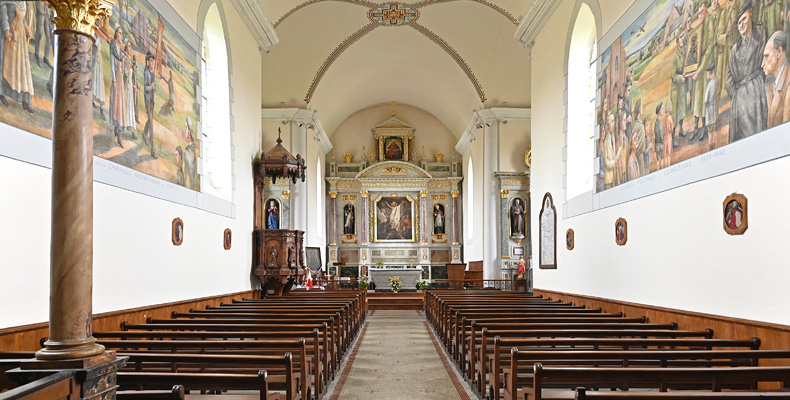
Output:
[597, 0, 787, 192]
[1, 1, 200, 190]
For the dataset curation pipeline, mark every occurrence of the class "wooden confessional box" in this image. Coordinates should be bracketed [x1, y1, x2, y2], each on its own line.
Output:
[253, 177, 306, 296]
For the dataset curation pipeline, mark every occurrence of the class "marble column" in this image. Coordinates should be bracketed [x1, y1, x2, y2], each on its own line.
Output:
[37, 23, 107, 360]
[451, 190, 459, 245]
[420, 190, 428, 244]
[328, 191, 338, 245]
[360, 191, 369, 245]
[36, 0, 114, 360]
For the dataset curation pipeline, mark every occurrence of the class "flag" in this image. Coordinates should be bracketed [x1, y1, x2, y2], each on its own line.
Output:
[306, 269, 313, 290]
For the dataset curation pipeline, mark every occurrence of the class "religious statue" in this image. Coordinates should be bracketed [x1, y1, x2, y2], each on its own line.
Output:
[517, 257, 527, 278]
[510, 198, 526, 237]
[343, 204, 355, 235]
[433, 203, 445, 235]
[267, 200, 279, 229]
[269, 246, 278, 267]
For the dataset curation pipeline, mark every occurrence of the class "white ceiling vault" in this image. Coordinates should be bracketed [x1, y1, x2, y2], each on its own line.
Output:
[259, 0, 534, 138]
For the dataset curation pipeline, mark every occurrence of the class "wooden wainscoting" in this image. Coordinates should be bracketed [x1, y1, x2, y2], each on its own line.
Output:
[534, 288, 790, 366]
[0, 290, 258, 351]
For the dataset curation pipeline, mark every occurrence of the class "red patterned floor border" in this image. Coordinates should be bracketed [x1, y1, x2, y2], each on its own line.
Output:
[327, 321, 369, 400]
[423, 316, 472, 400]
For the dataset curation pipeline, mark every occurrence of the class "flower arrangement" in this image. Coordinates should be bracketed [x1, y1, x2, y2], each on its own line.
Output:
[357, 275, 369, 290]
[389, 275, 403, 292]
[372, 261, 385, 269]
[416, 279, 429, 291]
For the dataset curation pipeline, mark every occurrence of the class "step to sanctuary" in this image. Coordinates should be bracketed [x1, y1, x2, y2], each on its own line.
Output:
[367, 291, 423, 310]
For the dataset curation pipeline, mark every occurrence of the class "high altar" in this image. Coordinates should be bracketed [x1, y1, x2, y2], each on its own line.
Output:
[325, 114, 463, 284]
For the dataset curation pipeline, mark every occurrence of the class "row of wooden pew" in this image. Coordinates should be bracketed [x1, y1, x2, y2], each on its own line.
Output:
[1, 290, 366, 400]
[424, 289, 790, 400]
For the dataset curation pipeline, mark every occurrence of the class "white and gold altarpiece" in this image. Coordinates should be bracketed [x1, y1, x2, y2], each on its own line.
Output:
[326, 116, 462, 283]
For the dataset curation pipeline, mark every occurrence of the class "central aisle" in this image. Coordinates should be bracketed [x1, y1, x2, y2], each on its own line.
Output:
[327, 310, 472, 400]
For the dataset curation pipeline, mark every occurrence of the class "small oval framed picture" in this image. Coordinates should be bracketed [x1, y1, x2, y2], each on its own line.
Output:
[223, 228, 232, 250]
[615, 218, 627, 246]
[172, 218, 184, 246]
[566, 229, 574, 250]
[723, 193, 747, 235]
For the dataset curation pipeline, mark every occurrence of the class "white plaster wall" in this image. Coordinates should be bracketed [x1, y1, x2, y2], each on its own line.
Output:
[329, 103, 457, 163]
[530, 0, 790, 325]
[0, 0, 262, 328]
[498, 121, 531, 173]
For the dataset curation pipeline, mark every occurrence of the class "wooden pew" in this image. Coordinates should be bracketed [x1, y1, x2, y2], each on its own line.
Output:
[119, 353, 298, 400]
[117, 371, 268, 400]
[510, 361, 790, 400]
[116, 385, 185, 400]
[485, 337, 762, 400]
[100, 340, 313, 400]
[574, 388, 790, 400]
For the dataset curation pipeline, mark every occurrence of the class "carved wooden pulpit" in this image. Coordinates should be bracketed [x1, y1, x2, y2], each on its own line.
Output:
[253, 229, 306, 296]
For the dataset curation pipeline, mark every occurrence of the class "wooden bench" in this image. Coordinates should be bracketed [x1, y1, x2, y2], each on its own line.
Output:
[574, 388, 790, 400]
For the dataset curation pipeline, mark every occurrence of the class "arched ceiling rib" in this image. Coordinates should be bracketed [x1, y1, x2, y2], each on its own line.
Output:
[260, 0, 533, 138]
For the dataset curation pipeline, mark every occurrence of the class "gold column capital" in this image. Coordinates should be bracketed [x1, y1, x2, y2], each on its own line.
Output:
[328, 191, 338, 199]
[48, 0, 116, 35]
[282, 190, 291, 199]
[420, 190, 428, 198]
[501, 189, 510, 198]
[360, 190, 369, 198]
[450, 190, 459, 198]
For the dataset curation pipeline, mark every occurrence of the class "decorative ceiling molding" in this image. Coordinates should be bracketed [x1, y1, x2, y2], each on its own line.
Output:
[229, 0, 279, 52]
[261, 108, 333, 154]
[408, 21, 486, 102]
[304, 22, 380, 103]
[514, 0, 562, 48]
[455, 107, 531, 154]
[411, 0, 518, 24]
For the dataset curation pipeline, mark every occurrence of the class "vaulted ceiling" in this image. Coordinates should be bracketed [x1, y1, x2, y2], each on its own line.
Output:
[259, 0, 533, 138]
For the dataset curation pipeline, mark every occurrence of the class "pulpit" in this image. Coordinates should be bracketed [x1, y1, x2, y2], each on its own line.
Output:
[253, 229, 306, 296]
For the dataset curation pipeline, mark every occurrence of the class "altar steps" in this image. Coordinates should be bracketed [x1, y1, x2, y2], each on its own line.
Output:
[367, 292, 424, 311]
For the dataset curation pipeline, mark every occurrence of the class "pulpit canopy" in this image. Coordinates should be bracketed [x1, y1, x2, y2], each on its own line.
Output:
[256, 128, 306, 184]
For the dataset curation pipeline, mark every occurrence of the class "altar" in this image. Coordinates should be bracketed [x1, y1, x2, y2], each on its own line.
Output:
[369, 268, 423, 292]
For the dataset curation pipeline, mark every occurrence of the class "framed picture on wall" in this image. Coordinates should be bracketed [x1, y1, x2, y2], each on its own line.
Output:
[374, 195, 416, 242]
[172, 218, 184, 246]
[512, 247, 524, 256]
[566, 228, 574, 250]
[615, 218, 628, 246]
[306, 247, 322, 271]
[723, 193, 747, 235]
[223, 228, 232, 250]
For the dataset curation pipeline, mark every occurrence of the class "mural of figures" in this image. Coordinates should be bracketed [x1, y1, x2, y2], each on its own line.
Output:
[266, 199, 280, 230]
[597, 0, 790, 193]
[433, 203, 445, 235]
[375, 196, 414, 241]
[0, 0, 200, 190]
[343, 203, 355, 235]
[510, 197, 526, 237]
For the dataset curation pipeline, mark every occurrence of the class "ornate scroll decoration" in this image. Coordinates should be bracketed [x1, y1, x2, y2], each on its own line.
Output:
[48, 0, 115, 34]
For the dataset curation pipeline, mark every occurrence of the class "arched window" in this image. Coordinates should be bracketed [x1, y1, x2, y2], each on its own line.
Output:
[465, 154, 474, 242]
[201, 3, 232, 200]
[566, 3, 597, 200]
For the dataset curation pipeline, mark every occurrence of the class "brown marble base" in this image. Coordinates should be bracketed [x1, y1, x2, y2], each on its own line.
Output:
[9, 352, 126, 400]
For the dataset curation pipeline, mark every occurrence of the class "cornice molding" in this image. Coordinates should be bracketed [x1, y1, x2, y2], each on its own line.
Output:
[230, 0, 279, 52]
[514, 0, 562, 48]
[455, 108, 531, 154]
[261, 108, 333, 154]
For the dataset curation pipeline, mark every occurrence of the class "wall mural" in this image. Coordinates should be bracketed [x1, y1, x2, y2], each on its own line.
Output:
[596, 0, 789, 195]
[3, 1, 200, 190]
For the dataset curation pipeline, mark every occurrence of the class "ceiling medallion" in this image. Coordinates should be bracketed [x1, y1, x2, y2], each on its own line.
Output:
[369, 3, 418, 26]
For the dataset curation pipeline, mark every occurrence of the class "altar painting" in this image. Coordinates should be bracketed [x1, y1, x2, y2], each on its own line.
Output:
[374, 196, 415, 242]
[1, 0, 200, 190]
[596, 0, 790, 203]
